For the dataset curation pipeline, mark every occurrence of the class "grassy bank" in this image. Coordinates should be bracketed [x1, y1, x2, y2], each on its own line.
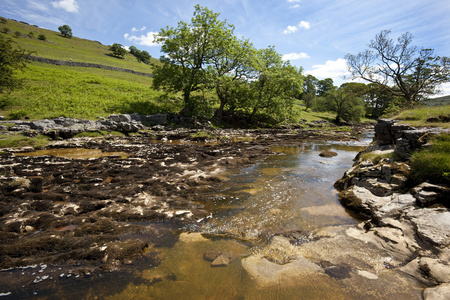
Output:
[392, 105, 450, 129]
[0, 62, 180, 120]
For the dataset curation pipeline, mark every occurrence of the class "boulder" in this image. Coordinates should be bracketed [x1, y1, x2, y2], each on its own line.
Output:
[406, 208, 450, 247]
[319, 150, 338, 157]
[423, 283, 450, 300]
[411, 182, 450, 207]
[108, 114, 132, 123]
[142, 114, 168, 125]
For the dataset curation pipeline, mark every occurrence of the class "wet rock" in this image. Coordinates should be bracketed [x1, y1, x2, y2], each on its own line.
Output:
[319, 150, 338, 157]
[204, 249, 220, 262]
[211, 252, 232, 267]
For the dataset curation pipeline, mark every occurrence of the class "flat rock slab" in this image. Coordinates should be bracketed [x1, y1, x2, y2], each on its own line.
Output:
[407, 209, 450, 246]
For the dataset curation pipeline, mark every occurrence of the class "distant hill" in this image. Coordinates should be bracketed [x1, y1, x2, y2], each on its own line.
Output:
[0, 17, 157, 74]
[424, 95, 450, 106]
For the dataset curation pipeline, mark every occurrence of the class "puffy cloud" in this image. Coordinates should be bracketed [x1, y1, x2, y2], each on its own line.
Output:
[282, 52, 310, 61]
[298, 21, 310, 30]
[283, 21, 310, 34]
[51, 0, 79, 13]
[283, 25, 298, 35]
[305, 58, 350, 80]
[124, 31, 159, 47]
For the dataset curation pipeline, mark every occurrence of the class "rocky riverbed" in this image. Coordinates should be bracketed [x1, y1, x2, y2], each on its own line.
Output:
[0, 119, 357, 294]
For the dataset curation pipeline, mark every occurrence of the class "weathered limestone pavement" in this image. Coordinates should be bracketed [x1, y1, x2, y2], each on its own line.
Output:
[336, 119, 450, 299]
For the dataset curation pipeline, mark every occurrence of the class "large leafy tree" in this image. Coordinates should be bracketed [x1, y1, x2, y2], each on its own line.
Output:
[0, 35, 30, 93]
[346, 30, 450, 105]
[301, 74, 318, 111]
[208, 37, 255, 119]
[323, 83, 366, 123]
[152, 5, 236, 115]
[243, 46, 303, 122]
[58, 25, 72, 38]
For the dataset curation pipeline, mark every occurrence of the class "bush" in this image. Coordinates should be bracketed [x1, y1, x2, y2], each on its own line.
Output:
[38, 34, 46, 41]
[410, 134, 450, 184]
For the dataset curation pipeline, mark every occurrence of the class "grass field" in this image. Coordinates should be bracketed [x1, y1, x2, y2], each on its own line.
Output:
[0, 62, 181, 119]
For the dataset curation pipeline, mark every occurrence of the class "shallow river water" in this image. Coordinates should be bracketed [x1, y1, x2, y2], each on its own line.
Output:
[10, 133, 424, 299]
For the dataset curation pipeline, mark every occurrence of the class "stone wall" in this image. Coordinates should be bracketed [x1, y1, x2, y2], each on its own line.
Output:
[28, 56, 154, 78]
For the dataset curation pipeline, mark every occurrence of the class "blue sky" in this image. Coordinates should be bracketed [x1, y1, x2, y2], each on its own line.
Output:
[2, 0, 450, 95]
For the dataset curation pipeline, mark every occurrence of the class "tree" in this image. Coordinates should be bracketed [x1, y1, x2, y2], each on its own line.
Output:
[346, 30, 450, 105]
[0, 35, 30, 93]
[152, 5, 237, 115]
[301, 75, 318, 111]
[109, 43, 127, 58]
[323, 83, 366, 123]
[317, 78, 335, 96]
[129, 46, 151, 64]
[58, 25, 72, 38]
[242, 46, 303, 123]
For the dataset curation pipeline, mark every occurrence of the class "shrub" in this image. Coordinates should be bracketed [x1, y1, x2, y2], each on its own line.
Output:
[410, 134, 450, 184]
[38, 34, 47, 41]
[8, 108, 28, 120]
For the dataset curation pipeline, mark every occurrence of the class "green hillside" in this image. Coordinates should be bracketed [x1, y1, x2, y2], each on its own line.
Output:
[0, 17, 181, 120]
[1, 18, 158, 72]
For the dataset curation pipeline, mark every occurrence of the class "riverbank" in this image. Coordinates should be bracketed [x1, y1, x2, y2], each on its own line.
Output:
[335, 119, 450, 299]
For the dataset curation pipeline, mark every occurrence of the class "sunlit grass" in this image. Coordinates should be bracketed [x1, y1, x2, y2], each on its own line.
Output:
[410, 133, 450, 184]
[392, 105, 450, 128]
[0, 133, 50, 149]
[0, 62, 181, 120]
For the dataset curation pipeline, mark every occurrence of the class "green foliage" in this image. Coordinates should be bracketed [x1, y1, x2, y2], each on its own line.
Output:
[58, 25, 72, 38]
[0, 35, 30, 93]
[38, 34, 46, 41]
[410, 134, 450, 184]
[8, 108, 28, 120]
[316, 83, 366, 123]
[153, 5, 303, 124]
[109, 43, 127, 58]
[129, 46, 151, 64]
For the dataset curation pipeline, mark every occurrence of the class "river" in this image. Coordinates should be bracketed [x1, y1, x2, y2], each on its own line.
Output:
[9, 133, 424, 299]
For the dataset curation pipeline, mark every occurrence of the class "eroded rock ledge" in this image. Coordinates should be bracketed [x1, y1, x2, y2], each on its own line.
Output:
[335, 119, 450, 298]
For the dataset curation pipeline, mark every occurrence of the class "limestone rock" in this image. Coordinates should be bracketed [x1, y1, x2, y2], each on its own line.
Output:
[419, 257, 450, 283]
[406, 209, 450, 247]
[423, 283, 450, 300]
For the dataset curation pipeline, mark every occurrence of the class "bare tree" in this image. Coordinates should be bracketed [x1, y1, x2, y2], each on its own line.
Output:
[345, 30, 450, 105]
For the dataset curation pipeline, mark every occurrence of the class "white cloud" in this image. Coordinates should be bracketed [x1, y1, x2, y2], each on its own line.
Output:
[282, 52, 310, 61]
[305, 58, 350, 82]
[131, 26, 147, 32]
[298, 21, 311, 30]
[283, 25, 298, 35]
[283, 21, 310, 34]
[51, 0, 79, 13]
[124, 31, 160, 47]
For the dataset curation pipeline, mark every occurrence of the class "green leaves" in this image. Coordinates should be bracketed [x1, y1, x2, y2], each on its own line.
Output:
[58, 25, 72, 38]
[0, 35, 30, 93]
